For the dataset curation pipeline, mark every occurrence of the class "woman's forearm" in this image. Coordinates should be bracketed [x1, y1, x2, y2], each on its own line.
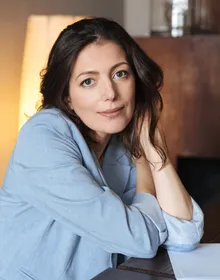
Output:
[147, 145, 193, 221]
[135, 156, 156, 197]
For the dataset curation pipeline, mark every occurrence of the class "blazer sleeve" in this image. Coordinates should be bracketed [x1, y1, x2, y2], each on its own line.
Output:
[121, 162, 204, 252]
[9, 112, 167, 258]
[162, 198, 204, 251]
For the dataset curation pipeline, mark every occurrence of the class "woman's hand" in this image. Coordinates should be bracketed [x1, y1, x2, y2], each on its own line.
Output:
[139, 115, 167, 170]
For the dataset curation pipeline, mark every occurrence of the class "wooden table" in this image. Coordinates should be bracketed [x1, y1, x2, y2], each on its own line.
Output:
[118, 247, 175, 279]
[92, 247, 175, 279]
[93, 267, 173, 280]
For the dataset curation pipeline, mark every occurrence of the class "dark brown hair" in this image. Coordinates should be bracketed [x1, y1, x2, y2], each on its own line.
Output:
[40, 17, 166, 164]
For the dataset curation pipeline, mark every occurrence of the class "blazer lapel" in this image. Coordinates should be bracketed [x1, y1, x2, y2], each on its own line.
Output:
[102, 136, 132, 197]
[63, 116, 132, 191]
[68, 121, 105, 187]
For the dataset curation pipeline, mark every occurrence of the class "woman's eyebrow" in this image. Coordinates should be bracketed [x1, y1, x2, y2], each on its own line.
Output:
[76, 62, 129, 80]
[110, 62, 129, 72]
[76, 71, 98, 80]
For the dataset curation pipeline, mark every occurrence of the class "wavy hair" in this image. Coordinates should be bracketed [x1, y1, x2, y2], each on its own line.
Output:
[39, 17, 166, 164]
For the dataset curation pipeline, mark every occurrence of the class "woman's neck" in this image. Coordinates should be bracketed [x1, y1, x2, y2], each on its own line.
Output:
[91, 133, 111, 163]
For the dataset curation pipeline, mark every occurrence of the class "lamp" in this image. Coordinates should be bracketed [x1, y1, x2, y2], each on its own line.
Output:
[18, 15, 86, 130]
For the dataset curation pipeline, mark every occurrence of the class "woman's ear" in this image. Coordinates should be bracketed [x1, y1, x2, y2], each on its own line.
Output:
[65, 96, 73, 110]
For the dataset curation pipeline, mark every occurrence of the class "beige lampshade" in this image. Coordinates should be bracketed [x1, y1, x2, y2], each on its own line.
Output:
[18, 15, 87, 130]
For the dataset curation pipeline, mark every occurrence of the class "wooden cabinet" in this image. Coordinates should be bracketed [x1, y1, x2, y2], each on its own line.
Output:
[135, 36, 220, 166]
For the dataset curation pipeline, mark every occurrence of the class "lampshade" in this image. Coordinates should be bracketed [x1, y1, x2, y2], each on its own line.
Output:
[18, 15, 86, 130]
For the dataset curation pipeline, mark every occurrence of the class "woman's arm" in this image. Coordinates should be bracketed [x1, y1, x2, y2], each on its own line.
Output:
[140, 122, 193, 221]
[135, 156, 156, 197]
[134, 119, 204, 251]
[147, 145, 193, 221]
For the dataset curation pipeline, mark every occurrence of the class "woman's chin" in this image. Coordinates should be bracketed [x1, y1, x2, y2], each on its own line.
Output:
[86, 118, 131, 135]
[100, 123, 128, 134]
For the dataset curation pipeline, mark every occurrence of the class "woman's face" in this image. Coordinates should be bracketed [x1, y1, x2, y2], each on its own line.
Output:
[68, 40, 135, 140]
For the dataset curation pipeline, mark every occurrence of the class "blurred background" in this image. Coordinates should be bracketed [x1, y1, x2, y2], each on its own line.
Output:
[0, 0, 220, 241]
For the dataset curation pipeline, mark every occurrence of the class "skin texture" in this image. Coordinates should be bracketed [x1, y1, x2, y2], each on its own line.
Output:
[68, 40, 135, 159]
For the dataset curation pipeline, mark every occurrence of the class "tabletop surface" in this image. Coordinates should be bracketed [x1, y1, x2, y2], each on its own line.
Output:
[118, 247, 175, 279]
[92, 267, 174, 280]
[93, 247, 176, 279]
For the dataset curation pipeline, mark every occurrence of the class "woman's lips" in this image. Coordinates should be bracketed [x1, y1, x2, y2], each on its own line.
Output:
[98, 107, 123, 118]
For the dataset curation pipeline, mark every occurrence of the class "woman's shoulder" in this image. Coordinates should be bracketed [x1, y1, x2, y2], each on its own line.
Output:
[26, 108, 71, 126]
[20, 108, 80, 137]
[18, 108, 90, 155]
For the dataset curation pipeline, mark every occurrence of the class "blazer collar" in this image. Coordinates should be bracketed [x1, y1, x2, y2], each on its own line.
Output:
[67, 117, 133, 196]
[104, 135, 133, 166]
[102, 136, 134, 197]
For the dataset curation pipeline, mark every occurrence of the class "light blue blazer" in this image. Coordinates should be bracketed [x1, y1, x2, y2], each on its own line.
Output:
[0, 108, 204, 280]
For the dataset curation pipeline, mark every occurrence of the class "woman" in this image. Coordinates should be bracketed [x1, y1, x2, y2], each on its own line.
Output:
[0, 18, 203, 280]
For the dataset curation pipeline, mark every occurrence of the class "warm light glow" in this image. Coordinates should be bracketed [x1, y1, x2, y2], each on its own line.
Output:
[18, 15, 87, 130]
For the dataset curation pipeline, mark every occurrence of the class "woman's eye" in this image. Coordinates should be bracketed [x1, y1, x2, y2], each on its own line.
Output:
[81, 78, 95, 87]
[113, 70, 128, 80]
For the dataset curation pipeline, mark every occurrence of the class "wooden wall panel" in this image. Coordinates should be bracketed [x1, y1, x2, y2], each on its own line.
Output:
[207, 0, 220, 33]
[135, 36, 220, 165]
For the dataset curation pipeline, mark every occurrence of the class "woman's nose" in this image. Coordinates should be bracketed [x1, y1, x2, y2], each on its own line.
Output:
[102, 80, 117, 101]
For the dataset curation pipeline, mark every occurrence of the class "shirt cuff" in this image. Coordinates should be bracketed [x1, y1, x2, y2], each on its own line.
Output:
[162, 197, 204, 251]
